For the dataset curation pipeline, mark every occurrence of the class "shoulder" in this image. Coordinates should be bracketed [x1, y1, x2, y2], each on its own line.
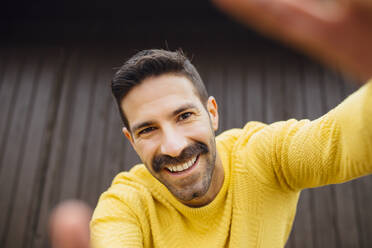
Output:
[216, 121, 268, 152]
[236, 119, 310, 150]
[95, 165, 154, 212]
[91, 167, 150, 247]
[109, 164, 153, 196]
[216, 122, 267, 168]
[216, 122, 268, 174]
[230, 119, 311, 184]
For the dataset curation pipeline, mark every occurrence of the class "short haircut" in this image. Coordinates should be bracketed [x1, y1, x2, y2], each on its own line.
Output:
[111, 49, 209, 130]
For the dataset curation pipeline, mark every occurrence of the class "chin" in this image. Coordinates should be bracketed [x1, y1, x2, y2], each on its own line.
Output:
[171, 175, 213, 203]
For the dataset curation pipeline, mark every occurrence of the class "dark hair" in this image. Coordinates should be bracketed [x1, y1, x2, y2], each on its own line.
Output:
[111, 49, 208, 130]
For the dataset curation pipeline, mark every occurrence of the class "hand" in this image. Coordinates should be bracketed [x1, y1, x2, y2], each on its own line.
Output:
[49, 200, 92, 248]
[212, 0, 372, 81]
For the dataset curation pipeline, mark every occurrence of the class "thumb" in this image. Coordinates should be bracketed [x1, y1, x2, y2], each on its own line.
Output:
[49, 200, 92, 248]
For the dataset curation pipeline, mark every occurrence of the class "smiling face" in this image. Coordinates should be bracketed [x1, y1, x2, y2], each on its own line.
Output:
[121, 74, 224, 207]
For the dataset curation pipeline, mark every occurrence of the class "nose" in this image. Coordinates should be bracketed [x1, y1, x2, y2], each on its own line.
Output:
[160, 126, 188, 157]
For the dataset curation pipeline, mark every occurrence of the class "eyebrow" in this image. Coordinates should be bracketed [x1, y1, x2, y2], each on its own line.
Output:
[131, 103, 198, 134]
[171, 103, 198, 117]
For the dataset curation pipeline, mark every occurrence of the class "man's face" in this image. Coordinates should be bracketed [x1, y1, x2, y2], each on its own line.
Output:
[122, 74, 219, 205]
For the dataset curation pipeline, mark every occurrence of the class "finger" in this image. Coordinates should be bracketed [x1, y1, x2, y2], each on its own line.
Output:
[212, 0, 343, 43]
[211, 0, 372, 80]
[348, 0, 372, 24]
[49, 200, 92, 248]
[352, 0, 372, 11]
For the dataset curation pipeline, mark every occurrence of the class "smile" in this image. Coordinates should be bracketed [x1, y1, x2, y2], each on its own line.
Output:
[165, 155, 199, 173]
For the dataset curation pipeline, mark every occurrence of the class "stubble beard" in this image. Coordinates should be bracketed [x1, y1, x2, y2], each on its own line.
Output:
[151, 135, 217, 203]
[170, 140, 216, 203]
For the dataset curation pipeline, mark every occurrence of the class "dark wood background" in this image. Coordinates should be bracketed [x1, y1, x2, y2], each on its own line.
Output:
[1, 1, 371, 247]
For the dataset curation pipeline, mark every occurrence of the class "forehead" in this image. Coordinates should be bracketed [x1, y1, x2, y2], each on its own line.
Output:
[122, 74, 203, 126]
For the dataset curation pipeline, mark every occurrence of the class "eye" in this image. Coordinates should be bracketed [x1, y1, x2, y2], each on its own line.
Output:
[178, 112, 192, 121]
[138, 127, 156, 136]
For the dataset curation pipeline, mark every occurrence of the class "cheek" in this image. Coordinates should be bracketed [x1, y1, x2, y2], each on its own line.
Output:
[184, 120, 213, 140]
[135, 141, 158, 166]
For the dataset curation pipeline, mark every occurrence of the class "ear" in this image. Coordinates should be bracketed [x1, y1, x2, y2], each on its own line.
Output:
[207, 96, 219, 131]
[122, 127, 134, 145]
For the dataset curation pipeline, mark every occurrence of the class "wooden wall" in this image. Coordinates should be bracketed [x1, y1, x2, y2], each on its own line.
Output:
[0, 39, 371, 248]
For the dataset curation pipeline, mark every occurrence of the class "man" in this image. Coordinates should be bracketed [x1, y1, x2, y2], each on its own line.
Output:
[49, 0, 372, 247]
[90, 52, 372, 247]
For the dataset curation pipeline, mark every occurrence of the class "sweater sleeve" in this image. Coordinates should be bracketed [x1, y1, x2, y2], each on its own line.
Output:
[90, 191, 143, 248]
[245, 80, 372, 191]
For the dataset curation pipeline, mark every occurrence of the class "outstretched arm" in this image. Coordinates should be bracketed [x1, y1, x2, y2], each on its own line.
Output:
[212, 0, 372, 189]
[212, 0, 372, 81]
[244, 80, 372, 190]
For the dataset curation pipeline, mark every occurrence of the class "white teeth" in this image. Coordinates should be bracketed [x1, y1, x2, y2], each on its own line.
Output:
[187, 160, 192, 168]
[166, 156, 197, 173]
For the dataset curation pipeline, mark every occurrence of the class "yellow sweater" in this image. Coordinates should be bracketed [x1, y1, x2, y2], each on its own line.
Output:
[91, 81, 372, 248]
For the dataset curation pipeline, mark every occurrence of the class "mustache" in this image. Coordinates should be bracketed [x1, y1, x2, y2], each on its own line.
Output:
[152, 142, 209, 172]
